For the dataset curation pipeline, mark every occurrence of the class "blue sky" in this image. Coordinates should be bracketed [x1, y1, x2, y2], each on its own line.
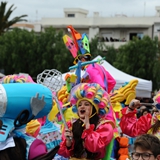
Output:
[6, 0, 160, 21]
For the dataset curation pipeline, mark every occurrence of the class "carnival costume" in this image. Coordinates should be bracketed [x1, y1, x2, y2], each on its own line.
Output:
[61, 25, 124, 160]
[63, 25, 116, 94]
[0, 74, 60, 160]
[120, 90, 160, 139]
[58, 83, 115, 160]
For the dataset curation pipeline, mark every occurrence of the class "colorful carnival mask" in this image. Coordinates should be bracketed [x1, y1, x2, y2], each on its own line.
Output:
[63, 35, 78, 58]
[77, 33, 90, 55]
[63, 25, 91, 64]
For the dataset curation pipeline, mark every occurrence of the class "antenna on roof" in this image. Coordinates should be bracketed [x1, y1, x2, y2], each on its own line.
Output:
[144, 2, 146, 17]
[36, 10, 38, 21]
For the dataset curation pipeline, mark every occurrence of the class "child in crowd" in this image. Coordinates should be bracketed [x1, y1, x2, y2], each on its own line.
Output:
[131, 134, 160, 160]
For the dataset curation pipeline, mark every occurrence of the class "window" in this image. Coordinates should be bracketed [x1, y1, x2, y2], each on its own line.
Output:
[129, 33, 143, 40]
[137, 33, 143, 40]
[67, 14, 75, 17]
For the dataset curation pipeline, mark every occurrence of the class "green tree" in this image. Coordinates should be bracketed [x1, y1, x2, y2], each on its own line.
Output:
[0, 27, 74, 78]
[39, 27, 73, 74]
[114, 36, 160, 90]
[89, 36, 118, 64]
[0, 1, 27, 35]
[105, 45, 118, 65]
[0, 28, 38, 76]
[0, 27, 115, 78]
[89, 35, 105, 58]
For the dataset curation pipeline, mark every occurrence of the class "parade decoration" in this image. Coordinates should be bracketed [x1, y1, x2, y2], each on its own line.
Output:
[63, 25, 91, 64]
[0, 83, 53, 142]
[0, 73, 63, 160]
[1, 74, 34, 83]
[110, 79, 138, 119]
[64, 73, 77, 93]
[0, 74, 53, 142]
[56, 84, 79, 124]
[69, 57, 106, 86]
[63, 35, 78, 59]
[37, 69, 69, 130]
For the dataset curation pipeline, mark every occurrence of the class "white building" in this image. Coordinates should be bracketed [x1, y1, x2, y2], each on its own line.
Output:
[13, 6, 160, 49]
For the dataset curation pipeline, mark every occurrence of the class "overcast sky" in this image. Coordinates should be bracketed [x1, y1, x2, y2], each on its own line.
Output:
[7, 0, 160, 21]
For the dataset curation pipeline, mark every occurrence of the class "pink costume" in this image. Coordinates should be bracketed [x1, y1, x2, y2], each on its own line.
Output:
[58, 83, 115, 159]
[119, 108, 152, 137]
[83, 63, 116, 93]
[58, 122, 113, 159]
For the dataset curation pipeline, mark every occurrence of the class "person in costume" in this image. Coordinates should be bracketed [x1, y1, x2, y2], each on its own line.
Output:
[63, 25, 124, 159]
[119, 90, 160, 139]
[63, 25, 116, 93]
[58, 83, 115, 160]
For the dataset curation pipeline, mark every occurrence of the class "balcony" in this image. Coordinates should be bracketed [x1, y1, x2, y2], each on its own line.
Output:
[104, 41, 127, 49]
[97, 37, 127, 50]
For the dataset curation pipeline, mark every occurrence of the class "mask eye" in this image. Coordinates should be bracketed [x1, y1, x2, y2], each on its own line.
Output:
[68, 46, 71, 49]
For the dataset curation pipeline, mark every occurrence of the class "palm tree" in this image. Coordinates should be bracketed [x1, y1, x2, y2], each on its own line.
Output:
[0, 1, 27, 35]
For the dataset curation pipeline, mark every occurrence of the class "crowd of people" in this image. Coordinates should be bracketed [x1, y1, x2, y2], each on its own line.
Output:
[0, 25, 160, 160]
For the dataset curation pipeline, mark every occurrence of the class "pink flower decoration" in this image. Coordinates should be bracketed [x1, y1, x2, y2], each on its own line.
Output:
[83, 85, 89, 90]
[156, 95, 160, 103]
[98, 102, 105, 109]
[86, 92, 94, 99]
[70, 98, 77, 105]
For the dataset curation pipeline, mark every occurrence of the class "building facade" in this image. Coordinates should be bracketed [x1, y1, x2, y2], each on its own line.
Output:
[13, 6, 160, 49]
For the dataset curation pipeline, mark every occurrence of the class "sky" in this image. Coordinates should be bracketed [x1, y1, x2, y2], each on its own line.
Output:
[7, 0, 160, 22]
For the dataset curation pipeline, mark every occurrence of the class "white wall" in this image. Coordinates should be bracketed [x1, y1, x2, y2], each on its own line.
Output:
[89, 27, 99, 40]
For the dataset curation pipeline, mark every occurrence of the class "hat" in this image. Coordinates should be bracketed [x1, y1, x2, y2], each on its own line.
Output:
[63, 25, 91, 64]
[1, 74, 34, 83]
[70, 83, 111, 117]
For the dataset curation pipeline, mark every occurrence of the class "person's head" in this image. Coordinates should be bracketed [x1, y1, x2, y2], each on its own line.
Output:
[151, 108, 159, 115]
[143, 98, 150, 103]
[153, 91, 160, 110]
[149, 111, 160, 134]
[140, 106, 147, 113]
[70, 83, 110, 120]
[131, 134, 160, 160]
[77, 100, 94, 120]
[74, 54, 91, 64]
[141, 108, 150, 116]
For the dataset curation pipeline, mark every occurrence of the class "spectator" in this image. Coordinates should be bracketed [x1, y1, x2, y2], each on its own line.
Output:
[137, 105, 147, 118]
[120, 98, 160, 139]
[141, 108, 150, 116]
[131, 134, 160, 160]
